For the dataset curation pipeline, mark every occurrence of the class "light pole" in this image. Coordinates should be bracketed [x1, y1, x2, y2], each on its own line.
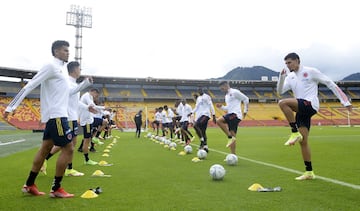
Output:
[66, 5, 92, 67]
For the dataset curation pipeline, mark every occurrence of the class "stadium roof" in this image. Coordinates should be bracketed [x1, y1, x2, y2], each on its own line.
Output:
[1, 66, 359, 87]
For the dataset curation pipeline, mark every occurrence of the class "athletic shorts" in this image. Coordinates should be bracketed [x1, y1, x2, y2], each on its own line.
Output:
[43, 117, 72, 147]
[153, 120, 160, 127]
[195, 115, 210, 131]
[175, 116, 182, 121]
[82, 123, 93, 139]
[163, 122, 173, 129]
[296, 99, 317, 130]
[223, 113, 241, 134]
[93, 117, 103, 128]
[180, 121, 189, 130]
[68, 120, 79, 136]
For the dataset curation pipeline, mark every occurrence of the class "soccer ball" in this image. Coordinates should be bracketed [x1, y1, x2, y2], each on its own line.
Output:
[164, 139, 171, 145]
[184, 145, 192, 154]
[225, 154, 238, 166]
[209, 164, 226, 180]
[147, 133, 152, 138]
[197, 149, 207, 159]
[169, 142, 177, 148]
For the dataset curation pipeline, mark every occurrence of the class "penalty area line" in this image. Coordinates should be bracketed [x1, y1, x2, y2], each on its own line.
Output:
[0, 139, 26, 146]
[207, 147, 360, 190]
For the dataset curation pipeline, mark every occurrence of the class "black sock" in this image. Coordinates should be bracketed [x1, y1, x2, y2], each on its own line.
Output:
[289, 122, 298, 132]
[90, 142, 95, 148]
[96, 131, 101, 138]
[78, 139, 84, 149]
[26, 171, 38, 186]
[228, 135, 232, 139]
[304, 161, 312, 171]
[46, 153, 54, 160]
[67, 163, 73, 170]
[51, 176, 63, 191]
[84, 153, 89, 162]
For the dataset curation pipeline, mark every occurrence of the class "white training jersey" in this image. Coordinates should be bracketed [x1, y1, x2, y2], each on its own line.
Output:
[277, 66, 351, 111]
[221, 88, 249, 120]
[6, 58, 69, 123]
[192, 93, 215, 120]
[68, 76, 92, 121]
[176, 103, 183, 117]
[155, 111, 162, 122]
[180, 103, 192, 122]
[162, 109, 174, 123]
[79, 92, 94, 125]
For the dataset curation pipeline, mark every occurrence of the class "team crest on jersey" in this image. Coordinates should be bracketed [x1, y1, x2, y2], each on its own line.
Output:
[303, 72, 308, 78]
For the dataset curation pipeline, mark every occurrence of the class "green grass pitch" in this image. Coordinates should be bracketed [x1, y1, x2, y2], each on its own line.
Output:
[0, 126, 359, 210]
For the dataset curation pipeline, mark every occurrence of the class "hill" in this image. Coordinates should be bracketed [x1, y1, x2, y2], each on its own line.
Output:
[217, 66, 278, 80]
[342, 72, 360, 81]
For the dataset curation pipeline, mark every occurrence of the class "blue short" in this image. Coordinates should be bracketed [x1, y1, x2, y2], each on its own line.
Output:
[180, 121, 189, 130]
[195, 115, 210, 131]
[296, 99, 317, 130]
[43, 117, 72, 147]
[93, 117, 103, 128]
[68, 120, 79, 136]
[82, 123, 93, 139]
[223, 113, 241, 134]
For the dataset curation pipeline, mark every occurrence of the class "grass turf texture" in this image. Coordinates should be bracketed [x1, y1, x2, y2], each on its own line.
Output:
[0, 126, 359, 210]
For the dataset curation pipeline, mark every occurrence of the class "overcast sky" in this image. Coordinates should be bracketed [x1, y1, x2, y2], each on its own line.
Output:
[1, 0, 360, 81]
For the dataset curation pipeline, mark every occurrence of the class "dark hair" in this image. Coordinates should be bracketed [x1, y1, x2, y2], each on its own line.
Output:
[90, 88, 100, 93]
[67, 61, 80, 73]
[219, 81, 228, 86]
[284, 52, 300, 61]
[51, 40, 69, 56]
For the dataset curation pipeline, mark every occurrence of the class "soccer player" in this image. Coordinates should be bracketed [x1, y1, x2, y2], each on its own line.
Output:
[277, 52, 352, 180]
[152, 108, 162, 136]
[179, 99, 194, 145]
[78, 88, 105, 165]
[134, 110, 143, 138]
[41, 61, 94, 177]
[216, 81, 249, 155]
[161, 105, 175, 139]
[191, 87, 216, 152]
[4, 40, 74, 197]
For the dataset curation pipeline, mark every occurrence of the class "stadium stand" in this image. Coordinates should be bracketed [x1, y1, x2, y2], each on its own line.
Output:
[0, 67, 359, 129]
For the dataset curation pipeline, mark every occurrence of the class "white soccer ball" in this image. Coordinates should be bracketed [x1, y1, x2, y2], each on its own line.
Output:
[209, 164, 226, 180]
[197, 149, 207, 159]
[225, 154, 238, 166]
[169, 142, 177, 148]
[147, 133, 152, 138]
[184, 145, 193, 154]
[164, 139, 171, 145]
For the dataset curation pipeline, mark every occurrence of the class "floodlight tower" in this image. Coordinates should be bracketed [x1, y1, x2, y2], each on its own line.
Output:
[66, 5, 92, 67]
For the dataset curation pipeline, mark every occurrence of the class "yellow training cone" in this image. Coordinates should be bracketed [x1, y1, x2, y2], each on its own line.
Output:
[178, 151, 186, 156]
[163, 145, 169, 149]
[81, 190, 98, 199]
[102, 153, 110, 157]
[191, 157, 202, 162]
[170, 147, 176, 151]
[106, 145, 112, 149]
[98, 160, 113, 166]
[248, 183, 264, 191]
[92, 170, 111, 177]
[103, 149, 110, 153]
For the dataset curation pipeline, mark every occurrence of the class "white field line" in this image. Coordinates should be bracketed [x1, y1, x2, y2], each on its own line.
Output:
[0, 139, 26, 146]
[193, 144, 360, 190]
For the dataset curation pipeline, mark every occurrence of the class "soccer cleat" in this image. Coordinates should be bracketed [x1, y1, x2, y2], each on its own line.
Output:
[92, 137, 104, 145]
[89, 147, 96, 153]
[40, 160, 47, 175]
[85, 159, 98, 165]
[284, 132, 303, 146]
[203, 146, 209, 153]
[49, 187, 74, 198]
[65, 169, 84, 177]
[295, 171, 315, 180]
[22, 184, 45, 196]
[226, 137, 236, 148]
